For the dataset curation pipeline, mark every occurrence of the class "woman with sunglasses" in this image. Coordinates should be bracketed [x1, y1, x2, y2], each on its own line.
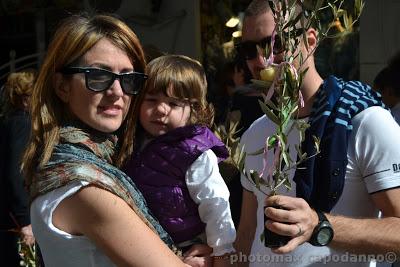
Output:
[22, 14, 205, 267]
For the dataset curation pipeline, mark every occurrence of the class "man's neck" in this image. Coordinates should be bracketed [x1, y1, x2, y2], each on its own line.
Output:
[297, 70, 324, 118]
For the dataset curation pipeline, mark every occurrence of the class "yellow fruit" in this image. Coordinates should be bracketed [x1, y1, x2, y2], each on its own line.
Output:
[260, 66, 276, 82]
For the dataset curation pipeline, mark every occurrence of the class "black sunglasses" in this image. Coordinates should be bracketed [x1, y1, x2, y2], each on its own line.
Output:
[236, 35, 285, 60]
[61, 67, 148, 95]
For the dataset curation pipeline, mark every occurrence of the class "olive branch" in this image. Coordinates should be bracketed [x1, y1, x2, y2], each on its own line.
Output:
[239, 0, 364, 196]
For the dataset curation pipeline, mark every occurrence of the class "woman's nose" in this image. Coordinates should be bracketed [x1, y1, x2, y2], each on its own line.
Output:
[107, 79, 124, 97]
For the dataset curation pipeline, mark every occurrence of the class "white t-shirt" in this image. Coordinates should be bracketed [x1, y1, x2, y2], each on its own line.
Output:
[391, 103, 400, 125]
[31, 180, 116, 267]
[240, 106, 400, 267]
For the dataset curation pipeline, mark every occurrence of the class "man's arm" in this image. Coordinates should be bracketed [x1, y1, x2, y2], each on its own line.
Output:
[234, 189, 258, 267]
[263, 192, 400, 255]
[265, 107, 400, 255]
[328, 187, 400, 254]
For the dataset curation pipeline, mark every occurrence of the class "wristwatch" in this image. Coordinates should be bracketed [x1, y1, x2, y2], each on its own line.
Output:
[309, 211, 334, 246]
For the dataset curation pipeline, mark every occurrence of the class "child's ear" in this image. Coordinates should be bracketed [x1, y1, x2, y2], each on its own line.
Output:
[54, 73, 69, 103]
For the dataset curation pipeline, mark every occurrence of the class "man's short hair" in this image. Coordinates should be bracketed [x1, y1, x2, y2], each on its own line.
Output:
[244, 0, 271, 17]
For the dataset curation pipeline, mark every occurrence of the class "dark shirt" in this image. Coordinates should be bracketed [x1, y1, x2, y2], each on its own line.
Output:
[231, 92, 264, 137]
[0, 110, 31, 230]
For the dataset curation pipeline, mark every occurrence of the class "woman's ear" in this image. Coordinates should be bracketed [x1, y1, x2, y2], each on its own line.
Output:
[54, 73, 69, 103]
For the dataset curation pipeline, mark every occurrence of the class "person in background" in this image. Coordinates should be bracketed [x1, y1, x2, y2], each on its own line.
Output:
[22, 14, 208, 267]
[212, 58, 255, 228]
[373, 57, 400, 124]
[0, 70, 36, 267]
[235, 1, 400, 266]
[228, 58, 264, 138]
[124, 54, 237, 267]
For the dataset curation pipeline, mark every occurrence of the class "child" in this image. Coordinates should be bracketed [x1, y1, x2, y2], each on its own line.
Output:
[124, 55, 236, 260]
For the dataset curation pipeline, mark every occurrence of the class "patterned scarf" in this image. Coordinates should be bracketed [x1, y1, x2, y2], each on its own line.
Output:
[30, 125, 179, 253]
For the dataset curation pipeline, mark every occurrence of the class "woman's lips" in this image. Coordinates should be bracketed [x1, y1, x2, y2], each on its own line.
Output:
[99, 105, 122, 116]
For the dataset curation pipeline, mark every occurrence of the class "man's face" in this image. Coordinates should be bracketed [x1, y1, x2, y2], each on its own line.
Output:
[241, 10, 283, 79]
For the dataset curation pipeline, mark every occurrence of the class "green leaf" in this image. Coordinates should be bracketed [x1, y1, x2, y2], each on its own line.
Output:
[295, 144, 303, 158]
[267, 135, 277, 149]
[247, 147, 265, 156]
[290, 12, 303, 29]
[283, 176, 292, 191]
[343, 13, 349, 30]
[249, 170, 266, 190]
[302, 26, 308, 50]
[301, 66, 309, 77]
[312, 135, 321, 153]
[328, 3, 337, 18]
[260, 231, 265, 242]
[282, 150, 290, 167]
[258, 100, 280, 125]
[289, 104, 299, 118]
[355, 0, 365, 17]
[251, 79, 272, 88]
[238, 149, 246, 173]
[282, 0, 287, 18]
[315, 0, 324, 10]
[336, 9, 345, 18]
[265, 99, 278, 111]
[268, 0, 276, 15]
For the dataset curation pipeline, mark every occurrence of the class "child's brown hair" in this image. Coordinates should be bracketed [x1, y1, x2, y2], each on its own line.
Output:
[145, 55, 214, 127]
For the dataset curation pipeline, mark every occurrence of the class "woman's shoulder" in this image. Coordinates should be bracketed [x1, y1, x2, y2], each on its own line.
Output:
[32, 180, 89, 218]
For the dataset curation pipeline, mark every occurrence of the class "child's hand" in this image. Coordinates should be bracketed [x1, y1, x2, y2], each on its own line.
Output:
[213, 257, 237, 267]
[183, 244, 213, 267]
[20, 224, 35, 246]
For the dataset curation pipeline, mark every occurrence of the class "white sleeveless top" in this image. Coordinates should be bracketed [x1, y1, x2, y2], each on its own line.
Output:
[31, 180, 115, 267]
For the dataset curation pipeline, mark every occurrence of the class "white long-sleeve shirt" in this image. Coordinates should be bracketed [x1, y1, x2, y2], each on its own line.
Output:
[185, 149, 236, 256]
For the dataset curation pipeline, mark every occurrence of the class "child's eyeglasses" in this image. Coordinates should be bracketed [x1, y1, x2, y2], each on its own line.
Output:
[235, 35, 285, 60]
[61, 67, 148, 95]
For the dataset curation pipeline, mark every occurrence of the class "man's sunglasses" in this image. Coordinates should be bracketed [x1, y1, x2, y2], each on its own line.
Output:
[61, 67, 148, 95]
[236, 35, 285, 60]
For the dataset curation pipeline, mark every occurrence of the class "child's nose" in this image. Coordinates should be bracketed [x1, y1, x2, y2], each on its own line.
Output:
[156, 102, 170, 115]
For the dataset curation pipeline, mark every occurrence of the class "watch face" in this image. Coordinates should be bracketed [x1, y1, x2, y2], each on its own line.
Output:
[317, 227, 333, 245]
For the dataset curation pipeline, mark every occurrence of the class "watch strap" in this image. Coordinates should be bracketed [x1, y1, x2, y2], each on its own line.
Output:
[317, 210, 328, 222]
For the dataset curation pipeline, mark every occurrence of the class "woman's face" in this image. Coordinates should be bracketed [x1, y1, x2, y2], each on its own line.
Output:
[58, 38, 134, 133]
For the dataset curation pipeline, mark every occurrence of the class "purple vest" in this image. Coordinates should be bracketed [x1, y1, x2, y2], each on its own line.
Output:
[124, 125, 228, 243]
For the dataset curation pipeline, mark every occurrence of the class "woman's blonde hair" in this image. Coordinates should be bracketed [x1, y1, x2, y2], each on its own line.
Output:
[145, 55, 214, 127]
[22, 14, 146, 187]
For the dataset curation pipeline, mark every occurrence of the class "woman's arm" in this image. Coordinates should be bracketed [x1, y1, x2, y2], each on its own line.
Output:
[53, 185, 187, 267]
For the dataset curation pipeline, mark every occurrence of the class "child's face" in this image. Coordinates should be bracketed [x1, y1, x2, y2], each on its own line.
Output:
[140, 91, 191, 137]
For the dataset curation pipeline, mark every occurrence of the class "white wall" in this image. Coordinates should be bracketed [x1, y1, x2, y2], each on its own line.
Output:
[360, 0, 400, 85]
[116, 0, 201, 61]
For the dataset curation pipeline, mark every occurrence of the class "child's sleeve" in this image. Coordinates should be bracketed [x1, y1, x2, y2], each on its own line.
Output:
[185, 149, 236, 256]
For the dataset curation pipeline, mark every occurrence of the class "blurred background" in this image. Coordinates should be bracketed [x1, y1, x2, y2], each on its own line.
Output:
[0, 0, 399, 92]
